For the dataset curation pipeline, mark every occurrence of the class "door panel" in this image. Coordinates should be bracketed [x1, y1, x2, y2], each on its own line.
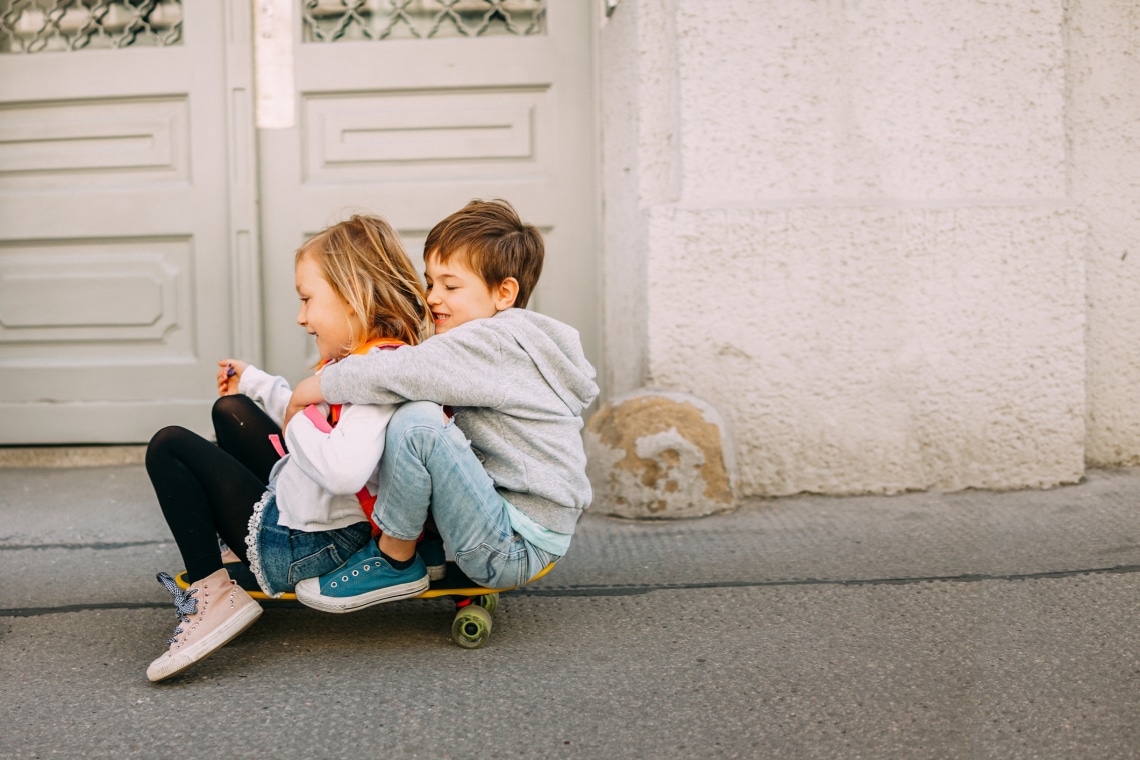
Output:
[0, 1, 251, 443]
[0, 0, 595, 444]
[259, 1, 597, 383]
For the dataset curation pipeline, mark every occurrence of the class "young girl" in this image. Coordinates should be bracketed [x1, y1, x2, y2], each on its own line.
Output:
[144, 214, 430, 683]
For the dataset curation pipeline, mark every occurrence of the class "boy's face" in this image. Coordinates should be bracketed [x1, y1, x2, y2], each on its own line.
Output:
[424, 249, 517, 334]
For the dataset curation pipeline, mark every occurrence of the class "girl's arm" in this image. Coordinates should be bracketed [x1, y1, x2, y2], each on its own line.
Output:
[283, 401, 396, 495]
[284, 373, 325, 433]
[236, 365, 294, 427]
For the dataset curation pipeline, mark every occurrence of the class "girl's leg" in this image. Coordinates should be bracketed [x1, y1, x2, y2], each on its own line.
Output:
[211, 395, 282, 485]
[145, 425, 266, 583]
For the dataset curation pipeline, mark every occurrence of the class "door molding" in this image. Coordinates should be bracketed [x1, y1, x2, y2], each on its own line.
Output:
[223, 0, 263, 365]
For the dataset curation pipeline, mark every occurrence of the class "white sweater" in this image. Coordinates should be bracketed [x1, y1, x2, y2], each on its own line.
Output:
[240, 365, 396, 532]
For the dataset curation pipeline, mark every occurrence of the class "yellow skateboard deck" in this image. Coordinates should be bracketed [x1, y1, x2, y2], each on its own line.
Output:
[174, 560, 555, 648]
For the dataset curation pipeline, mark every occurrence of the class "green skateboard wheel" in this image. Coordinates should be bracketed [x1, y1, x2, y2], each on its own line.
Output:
[476, 592, 499, 615]
[451, 603, 493, 649]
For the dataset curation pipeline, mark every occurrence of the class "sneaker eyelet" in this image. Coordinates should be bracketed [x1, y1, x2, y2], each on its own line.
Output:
[364, 565, 370, 571]
[330, 582, 338, 588]
[352, 570, 359, 577]
[341, 575, 349, 582]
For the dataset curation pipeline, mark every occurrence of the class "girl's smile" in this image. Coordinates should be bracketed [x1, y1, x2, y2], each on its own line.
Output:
[295, 248, 356, 362]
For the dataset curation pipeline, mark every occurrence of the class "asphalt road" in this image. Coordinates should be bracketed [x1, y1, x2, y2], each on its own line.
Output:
[3, 464, 1140, 759]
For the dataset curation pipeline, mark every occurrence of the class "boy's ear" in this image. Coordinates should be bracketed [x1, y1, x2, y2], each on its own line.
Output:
[493, 277, 519, 311]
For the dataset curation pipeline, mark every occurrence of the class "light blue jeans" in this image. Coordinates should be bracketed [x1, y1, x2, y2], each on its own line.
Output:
[374, 401, 555, 589]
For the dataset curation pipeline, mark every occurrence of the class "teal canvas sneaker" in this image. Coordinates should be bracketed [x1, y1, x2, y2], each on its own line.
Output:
[294, 540, 429, 614]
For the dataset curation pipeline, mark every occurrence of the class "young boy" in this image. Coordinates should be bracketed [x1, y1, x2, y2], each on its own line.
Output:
[291, 199, 599, 612]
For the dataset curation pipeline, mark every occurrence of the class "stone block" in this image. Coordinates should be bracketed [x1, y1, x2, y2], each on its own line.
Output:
[585, 389, 736, 519]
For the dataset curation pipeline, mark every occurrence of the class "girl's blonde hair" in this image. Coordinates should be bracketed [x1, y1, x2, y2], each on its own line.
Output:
[297, 215, 431, 350]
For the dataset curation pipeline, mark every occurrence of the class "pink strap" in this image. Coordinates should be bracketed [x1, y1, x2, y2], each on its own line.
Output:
[265, 406, 333, 460]
[303, 404, 334, 433]
[268, 434, 285, 458]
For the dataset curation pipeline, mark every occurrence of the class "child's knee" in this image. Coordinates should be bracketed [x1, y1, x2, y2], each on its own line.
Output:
[389, 401, 447, 433]
[145, 425, 191, 466]
[211, 393, 255, 424]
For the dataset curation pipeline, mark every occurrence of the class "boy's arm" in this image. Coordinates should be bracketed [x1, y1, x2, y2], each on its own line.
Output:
[320, 326, 507, 408]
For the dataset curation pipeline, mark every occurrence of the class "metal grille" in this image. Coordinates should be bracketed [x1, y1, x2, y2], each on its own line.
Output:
[0, 0, 182, 54]
[302, 0, 546, 42]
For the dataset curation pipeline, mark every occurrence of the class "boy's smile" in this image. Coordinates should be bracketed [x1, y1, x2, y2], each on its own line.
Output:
[424, 250, 514, 334]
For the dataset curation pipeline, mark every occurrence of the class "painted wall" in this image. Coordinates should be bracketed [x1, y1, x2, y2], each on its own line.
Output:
[597, 0, 1136, 496]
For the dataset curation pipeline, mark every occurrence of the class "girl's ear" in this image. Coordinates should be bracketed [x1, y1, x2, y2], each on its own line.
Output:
[494, 277, 519, 311]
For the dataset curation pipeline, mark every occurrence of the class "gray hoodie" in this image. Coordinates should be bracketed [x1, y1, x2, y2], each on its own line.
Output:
[319, 309, 599, 533]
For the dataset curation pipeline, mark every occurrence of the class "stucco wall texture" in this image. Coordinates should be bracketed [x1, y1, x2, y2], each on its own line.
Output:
[601, 0, 1134, 496]
[1071, 0, 1140, 467]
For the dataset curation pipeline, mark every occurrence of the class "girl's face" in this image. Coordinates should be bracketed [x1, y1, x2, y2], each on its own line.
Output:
[295, 248, 357, 362]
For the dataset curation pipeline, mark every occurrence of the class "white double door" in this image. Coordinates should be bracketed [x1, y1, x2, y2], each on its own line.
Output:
[0, 1, 597, 444]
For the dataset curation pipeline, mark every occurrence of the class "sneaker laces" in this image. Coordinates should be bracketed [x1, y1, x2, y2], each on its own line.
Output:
[156, 572, 199, 645]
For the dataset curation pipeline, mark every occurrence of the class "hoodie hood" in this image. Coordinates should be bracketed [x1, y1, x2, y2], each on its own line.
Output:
[492, 309, 598, 416]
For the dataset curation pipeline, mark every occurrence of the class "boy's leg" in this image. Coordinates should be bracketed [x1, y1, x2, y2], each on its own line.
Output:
[293, 402, 449, 611]
[372, 403, 534, 589]
[295, 402, 537, 614]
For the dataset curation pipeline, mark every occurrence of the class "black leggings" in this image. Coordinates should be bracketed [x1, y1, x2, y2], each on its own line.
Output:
[146, 395, 283, 583]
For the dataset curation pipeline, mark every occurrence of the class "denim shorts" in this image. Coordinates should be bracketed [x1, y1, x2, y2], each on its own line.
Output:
[245, 491, 372, 597]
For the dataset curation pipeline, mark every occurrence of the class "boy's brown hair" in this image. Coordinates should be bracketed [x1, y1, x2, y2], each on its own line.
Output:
[423, 199, 544, 309]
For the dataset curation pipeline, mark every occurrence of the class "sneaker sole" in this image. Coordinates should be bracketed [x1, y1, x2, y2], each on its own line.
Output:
[294, 574, 430, 614]
[146, 603, 263, 683]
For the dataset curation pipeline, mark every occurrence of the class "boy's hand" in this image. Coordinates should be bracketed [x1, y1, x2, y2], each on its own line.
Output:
[217, 359, 249, 396]
[284, 373, 325, 432]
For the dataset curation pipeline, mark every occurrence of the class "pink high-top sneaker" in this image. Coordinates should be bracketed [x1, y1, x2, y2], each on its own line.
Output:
[148, 568, 262, 682]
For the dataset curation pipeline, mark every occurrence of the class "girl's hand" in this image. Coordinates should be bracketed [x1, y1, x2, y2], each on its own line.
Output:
[216, 359, 250, 396]
[283, 373, 325, 433]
